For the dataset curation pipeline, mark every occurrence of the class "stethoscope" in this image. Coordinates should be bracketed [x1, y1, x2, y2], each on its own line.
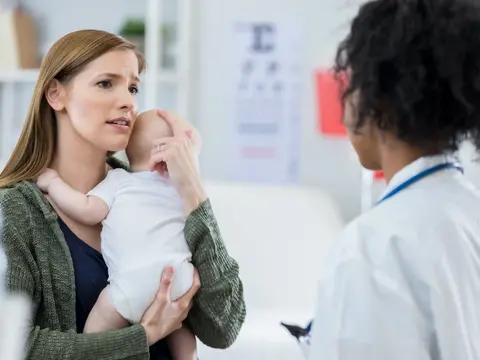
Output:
[376, 162, 464, 205]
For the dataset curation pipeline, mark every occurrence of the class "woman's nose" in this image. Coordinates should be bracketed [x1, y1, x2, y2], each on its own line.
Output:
[118, 88, 136, 111]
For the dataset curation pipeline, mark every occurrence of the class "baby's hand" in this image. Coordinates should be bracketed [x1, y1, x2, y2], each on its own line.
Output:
[36, 168, 59, 193]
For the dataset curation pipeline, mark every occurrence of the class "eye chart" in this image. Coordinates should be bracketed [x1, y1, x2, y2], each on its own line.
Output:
[228, 20, 304, 183]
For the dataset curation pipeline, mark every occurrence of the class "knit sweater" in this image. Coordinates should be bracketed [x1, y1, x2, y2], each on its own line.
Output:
[1, 157, 246, 360]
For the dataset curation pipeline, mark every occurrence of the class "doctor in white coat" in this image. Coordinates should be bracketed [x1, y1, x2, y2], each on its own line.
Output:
[309, 0, 480, 359]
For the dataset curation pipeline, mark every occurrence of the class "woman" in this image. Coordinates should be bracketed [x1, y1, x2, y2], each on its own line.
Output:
[309, 0, 480, 359]
[0, 29, 245, 359]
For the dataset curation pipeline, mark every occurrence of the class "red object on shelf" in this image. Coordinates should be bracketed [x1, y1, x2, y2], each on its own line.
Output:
[315, 69, 385, 182]
[315, 70, 347, 136]
[374, 171, 385, 181]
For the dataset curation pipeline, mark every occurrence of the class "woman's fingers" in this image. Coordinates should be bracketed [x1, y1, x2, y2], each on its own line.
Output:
[141, 266, 191, 345]
[149, 148, 186, 172]
[151, 137, 174, 155]
[149, 136, 193, 173]
[149, 152, 166, 172]
[173, 268, 200, 311]
[157, 110, 184, 137]
[156, 267, 174, 303]
[156, 162, 168, 177]
[186, 269, 201, 297]
[192, 268, 201, 289]
[157, 110, 196, 140]
[150, 111, 204, 212]
[151, 137, 191, 155]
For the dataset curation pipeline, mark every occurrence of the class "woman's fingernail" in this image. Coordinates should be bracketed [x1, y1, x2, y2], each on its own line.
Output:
[164, 266, 174, 276]
[185, 130, 193, 139]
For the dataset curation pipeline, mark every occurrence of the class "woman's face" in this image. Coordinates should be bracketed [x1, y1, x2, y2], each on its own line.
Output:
[57, 49, 140, 152]
[343, 91, 381, 170]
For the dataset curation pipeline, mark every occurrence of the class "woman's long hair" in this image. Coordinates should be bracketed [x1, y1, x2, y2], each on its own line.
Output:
[0, 29, 145, 187]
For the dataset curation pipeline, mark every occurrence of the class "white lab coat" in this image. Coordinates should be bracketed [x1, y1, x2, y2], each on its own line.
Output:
[309, 155, 480, 360]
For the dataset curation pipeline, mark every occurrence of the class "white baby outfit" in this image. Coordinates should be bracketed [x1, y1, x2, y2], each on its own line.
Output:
[88, 168, 193, 323]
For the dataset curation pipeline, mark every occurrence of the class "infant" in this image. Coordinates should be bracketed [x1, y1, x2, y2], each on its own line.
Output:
[37, 110, 201, 359]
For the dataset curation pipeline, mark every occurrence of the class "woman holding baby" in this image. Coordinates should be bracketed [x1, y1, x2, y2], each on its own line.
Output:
[0, 29, 245, 360]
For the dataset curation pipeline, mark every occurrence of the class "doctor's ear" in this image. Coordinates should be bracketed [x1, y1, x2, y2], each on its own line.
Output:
[45, 79, 67, 111]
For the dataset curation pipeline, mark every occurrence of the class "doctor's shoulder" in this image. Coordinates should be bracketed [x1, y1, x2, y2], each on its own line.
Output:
[321, 206, 438, 280]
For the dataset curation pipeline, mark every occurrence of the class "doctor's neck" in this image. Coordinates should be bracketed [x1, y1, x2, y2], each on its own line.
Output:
[379, 139, 442, 183]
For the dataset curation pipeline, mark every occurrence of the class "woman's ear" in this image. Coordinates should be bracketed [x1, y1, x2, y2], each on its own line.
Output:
[45, 79, 66, 111]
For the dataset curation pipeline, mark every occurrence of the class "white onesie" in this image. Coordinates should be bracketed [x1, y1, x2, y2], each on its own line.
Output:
[88, 168, 194, 324]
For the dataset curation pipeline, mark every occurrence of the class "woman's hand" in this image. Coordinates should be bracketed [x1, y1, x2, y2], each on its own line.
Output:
[149, 110, 207, 214]
[140, 267, 200, 346]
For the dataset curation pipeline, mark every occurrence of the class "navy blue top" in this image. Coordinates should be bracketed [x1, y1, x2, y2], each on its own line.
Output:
[59, 218, 172, 359]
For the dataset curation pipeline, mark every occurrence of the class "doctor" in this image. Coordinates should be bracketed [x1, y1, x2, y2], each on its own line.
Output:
[309, 0, 480, 359]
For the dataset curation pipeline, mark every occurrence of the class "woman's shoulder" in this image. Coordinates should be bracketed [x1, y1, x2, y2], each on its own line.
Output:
[0, 181, 51, 225]
[107, 155, 131, 172]
[0, 181, 34, 208]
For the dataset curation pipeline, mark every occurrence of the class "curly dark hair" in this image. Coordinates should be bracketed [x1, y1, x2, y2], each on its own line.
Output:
[335, 0, 480, 152]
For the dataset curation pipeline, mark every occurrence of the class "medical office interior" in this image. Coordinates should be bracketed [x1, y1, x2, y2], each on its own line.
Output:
[2, 0, 480, 359]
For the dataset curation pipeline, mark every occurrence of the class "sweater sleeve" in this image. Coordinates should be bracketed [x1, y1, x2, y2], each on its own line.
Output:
[184, 199, 246, 349]
[1, 189, 150, 360]
[27, 326, 149, 360]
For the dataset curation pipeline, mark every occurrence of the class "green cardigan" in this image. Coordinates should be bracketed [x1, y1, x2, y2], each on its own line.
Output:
[1, 158, 246, 360]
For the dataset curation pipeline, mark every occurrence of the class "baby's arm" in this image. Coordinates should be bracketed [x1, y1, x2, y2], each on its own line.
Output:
[37, 169, 109, 225]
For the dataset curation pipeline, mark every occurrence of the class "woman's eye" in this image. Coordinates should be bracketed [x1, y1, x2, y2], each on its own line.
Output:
[97, 80, 112, 89]
[130, 86, 139, 95]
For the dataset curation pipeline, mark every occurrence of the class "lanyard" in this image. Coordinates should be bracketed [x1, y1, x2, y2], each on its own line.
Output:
[376, 162, 463, 205]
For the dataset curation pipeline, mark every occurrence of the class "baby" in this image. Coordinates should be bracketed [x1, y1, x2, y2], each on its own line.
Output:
[37, 110, 201, 359]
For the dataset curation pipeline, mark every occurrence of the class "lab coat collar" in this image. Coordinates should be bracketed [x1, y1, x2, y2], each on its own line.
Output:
[383, 154, 459, 195]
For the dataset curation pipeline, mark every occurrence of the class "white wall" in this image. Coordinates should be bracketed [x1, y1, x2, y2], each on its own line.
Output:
[193, 0, 365, 221]
[7, 0, 480, 222]
[192, 0, 480, 221]
[9, 0, 179, 113]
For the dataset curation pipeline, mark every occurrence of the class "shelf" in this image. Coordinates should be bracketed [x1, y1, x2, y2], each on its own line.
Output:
[0, 69, 40, 83]
[0, 69, 180, 84]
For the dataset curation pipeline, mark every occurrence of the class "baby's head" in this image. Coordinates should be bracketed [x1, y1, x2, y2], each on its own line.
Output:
[126, 110, 201, 170]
